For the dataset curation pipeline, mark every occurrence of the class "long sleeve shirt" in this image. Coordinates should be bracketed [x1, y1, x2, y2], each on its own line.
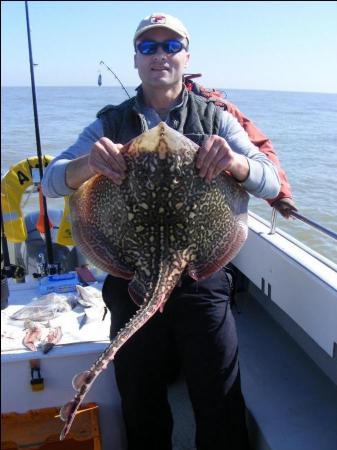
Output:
[42, 106, 280, 200]
[224, 100, 292, 205]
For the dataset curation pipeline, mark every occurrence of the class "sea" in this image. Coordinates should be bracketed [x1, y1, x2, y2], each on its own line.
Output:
[1, 86, 337, 264]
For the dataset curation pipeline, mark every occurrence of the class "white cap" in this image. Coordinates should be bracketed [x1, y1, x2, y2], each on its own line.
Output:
[134, 13, 190, 45]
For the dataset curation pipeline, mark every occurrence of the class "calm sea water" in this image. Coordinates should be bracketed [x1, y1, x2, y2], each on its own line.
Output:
[1, 86, 337, 263]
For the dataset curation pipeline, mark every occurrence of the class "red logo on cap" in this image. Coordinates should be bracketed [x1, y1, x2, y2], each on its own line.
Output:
[151, 15, 166, 24]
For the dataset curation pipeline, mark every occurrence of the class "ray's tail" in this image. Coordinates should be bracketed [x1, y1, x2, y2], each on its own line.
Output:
[59, 248, 193, 440]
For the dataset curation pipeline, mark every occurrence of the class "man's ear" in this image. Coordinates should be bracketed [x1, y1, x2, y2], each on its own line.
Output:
[185, 52, 190, 68]
[134, 54, 138, 69]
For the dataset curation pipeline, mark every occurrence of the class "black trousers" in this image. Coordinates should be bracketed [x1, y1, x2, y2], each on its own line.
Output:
[102, 268, 250, 450]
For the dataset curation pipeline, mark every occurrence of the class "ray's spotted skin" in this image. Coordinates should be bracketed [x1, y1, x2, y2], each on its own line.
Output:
[60, 122, 249, 440]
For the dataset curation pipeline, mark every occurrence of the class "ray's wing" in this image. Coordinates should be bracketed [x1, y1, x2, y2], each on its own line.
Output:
[69, 175, 134, 279]
[185, 173, 249, 280]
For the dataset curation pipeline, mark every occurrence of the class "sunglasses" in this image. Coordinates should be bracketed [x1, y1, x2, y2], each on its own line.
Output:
[137, 39, 187, 55]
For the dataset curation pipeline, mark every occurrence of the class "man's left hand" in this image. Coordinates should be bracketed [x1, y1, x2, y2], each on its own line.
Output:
[196, 135, 249, 182]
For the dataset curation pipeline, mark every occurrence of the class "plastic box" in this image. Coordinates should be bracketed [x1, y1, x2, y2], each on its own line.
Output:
[39, 272, 79, 294]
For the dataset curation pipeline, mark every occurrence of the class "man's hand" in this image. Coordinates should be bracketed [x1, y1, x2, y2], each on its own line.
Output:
[196, 135, 249, 182]
[272, 198, 298, 219]
[88, 137, 127, 185]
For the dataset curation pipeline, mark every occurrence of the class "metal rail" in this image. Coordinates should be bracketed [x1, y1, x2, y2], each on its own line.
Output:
[270, 209, 337, 241]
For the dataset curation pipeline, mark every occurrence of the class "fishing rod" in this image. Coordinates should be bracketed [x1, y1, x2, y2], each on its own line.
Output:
[1, 207, 12, 276]
[99, 60, 131, 99]
[0, 207, 25, 281]
[24, 0, 56, 273]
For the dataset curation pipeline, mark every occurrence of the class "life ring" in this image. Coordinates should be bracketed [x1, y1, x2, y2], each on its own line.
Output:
[1, 155, 74, 246]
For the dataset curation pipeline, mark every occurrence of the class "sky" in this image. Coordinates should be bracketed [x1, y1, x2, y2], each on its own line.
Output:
[1, 1, 337, 93]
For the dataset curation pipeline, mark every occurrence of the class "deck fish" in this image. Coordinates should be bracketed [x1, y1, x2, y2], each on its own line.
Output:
[22, 320, 63, 353]
[40, 326, 63, 354]
[59, 122, 249, 439]
[11, 293, 77, 322]
[22, 320, 43, 352]
[76, 284, 104, 307]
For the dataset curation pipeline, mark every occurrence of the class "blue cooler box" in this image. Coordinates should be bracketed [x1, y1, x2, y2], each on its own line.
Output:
[39, 272, 79, 294]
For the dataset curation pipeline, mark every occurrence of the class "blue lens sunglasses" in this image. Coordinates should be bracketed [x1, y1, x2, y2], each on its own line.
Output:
[137, 39, 187, 55]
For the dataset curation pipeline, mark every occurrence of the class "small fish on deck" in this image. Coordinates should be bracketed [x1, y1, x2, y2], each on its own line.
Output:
[22, 320, 43, 352]
[40, 326, 63, 354]
[10, 292, 78, 322]
[22, 320, 62, 353]
[76, 284, 104, 307]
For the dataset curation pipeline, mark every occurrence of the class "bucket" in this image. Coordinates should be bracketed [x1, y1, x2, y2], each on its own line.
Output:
[1, 276, 9, 310]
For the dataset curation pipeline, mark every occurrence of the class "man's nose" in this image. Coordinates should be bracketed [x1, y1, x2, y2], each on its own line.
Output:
[153, 47, 167, 60]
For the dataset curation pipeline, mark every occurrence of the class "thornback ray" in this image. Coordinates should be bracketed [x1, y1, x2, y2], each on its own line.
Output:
[59, 122, 249, 440]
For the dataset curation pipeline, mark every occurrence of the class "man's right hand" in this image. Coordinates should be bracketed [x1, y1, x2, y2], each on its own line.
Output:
[88, 137, 127, 185]
[65, 138, 127, 190]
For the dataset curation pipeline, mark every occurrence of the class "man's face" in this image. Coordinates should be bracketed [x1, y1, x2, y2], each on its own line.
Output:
[134, 28, 190, 89]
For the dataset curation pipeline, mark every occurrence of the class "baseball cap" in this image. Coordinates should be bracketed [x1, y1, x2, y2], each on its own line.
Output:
[134, 13, 190, 45]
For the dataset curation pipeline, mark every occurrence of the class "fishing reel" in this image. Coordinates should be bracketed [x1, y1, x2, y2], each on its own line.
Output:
[1, 260, 26, 283]
[32, 255, 61, 279]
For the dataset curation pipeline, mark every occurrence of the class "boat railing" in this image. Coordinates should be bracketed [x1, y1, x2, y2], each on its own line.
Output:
[269, 209, 337, 241]
[238, 208, 337, 272]
[267, 208, 337, 272]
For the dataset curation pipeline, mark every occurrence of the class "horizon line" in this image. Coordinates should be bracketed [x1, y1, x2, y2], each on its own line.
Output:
[1, 85, 337, 96]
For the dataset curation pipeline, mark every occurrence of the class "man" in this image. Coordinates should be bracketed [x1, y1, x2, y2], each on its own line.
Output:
[43, 13, 282, 450]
